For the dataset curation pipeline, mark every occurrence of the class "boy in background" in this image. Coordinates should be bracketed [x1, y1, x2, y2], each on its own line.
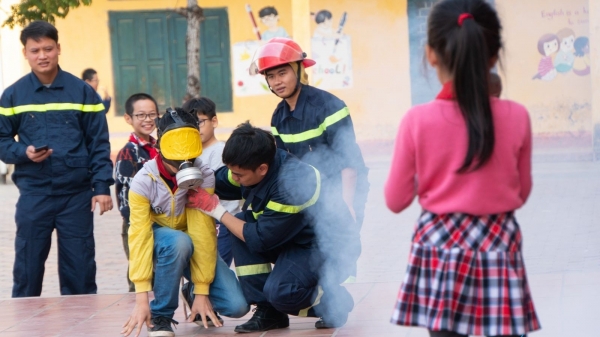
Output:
[114, 93, 160, 292]
[182, 97, 238, 267]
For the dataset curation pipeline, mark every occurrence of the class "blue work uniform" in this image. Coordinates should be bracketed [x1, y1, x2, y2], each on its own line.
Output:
[0, 67, 114, 297]
[270, 84, 368, 278]
[215, 149, 356, 319]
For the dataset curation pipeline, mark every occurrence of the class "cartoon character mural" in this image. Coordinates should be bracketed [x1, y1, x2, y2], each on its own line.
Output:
[554, 28, 576, 73]
[533, 34, 559, 81]
[533, 28, 589, 81]
[572, 36, 590, 76]
[232, 5, 355, 96]
[258, 6, 290, 41]
[311, 10, 353, 90]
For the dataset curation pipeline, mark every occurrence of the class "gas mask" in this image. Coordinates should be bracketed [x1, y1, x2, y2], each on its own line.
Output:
[158, 108, 204, 190]
[174, 159, 203, 190]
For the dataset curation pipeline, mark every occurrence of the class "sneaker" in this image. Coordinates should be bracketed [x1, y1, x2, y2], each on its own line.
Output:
[148, 316, 178, 337]
[314, 314, 348, 329]
[234, 305, 289, 333]
[180, 281, 224, 327]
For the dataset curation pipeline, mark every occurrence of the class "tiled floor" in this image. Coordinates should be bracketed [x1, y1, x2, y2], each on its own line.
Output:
[0, 144, 598, 336]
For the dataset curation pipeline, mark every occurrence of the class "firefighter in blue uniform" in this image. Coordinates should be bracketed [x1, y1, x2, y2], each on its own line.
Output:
[0, 21, 114, 297]
[187, 122, 356, 332]
[252, 38, 368, 280]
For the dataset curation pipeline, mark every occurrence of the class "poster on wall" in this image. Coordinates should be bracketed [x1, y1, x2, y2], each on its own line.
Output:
[232, 5, 291, 97]
[232, 5, 355, 96]
[310, 10, 353, 90]
[232, 40, 270, 96]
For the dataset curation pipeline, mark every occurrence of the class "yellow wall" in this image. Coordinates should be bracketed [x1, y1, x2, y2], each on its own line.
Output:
[6, 0, 591, 150]
[497, 0, 591, 140]
[45, 0, 410, 150]
[308, 0, 411, 140]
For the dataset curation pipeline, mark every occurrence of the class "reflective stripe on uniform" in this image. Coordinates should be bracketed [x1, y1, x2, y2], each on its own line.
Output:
[265, 166, 320, 214]
[235, 263, 272, 276]
[0, 103, 104, 116]
[252, 210, 264, 219]
[228, 169, 241, 187]
[298, 285, 324, 317]
[0, 103, 105, 116]
[271, 107, 350, 143]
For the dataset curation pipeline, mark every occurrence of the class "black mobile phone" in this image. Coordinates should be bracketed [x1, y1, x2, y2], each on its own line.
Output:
[34, 145, 49, 153]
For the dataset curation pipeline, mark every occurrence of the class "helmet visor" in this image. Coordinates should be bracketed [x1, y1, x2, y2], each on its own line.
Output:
[249, 43, 305, 75]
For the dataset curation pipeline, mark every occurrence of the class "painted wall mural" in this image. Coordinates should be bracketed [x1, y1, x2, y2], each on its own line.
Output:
[533, 28, 590, 81]
[232, 4, 354, 97]
[506, 0, 592, 135]
[310, 10, 353, 90]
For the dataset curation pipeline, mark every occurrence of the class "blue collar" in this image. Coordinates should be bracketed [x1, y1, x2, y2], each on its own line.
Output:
[29, 66, 66, 91]
[282, 85, 309, 121]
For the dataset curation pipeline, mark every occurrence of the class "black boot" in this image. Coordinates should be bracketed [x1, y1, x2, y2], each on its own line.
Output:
[234, 305, 289, 333]
[314, 313, 348, 329]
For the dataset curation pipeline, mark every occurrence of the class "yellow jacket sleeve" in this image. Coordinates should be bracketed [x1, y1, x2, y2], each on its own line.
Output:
[186, 202, 217, 295]
[128, 191, 155, 293]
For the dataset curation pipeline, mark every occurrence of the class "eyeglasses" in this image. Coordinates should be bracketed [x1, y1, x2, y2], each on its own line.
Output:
[198, 118, 210, 126]
[132, 113, 158, 121]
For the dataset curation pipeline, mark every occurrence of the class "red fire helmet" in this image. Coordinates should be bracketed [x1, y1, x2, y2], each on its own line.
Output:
[249, 37, 316, 75]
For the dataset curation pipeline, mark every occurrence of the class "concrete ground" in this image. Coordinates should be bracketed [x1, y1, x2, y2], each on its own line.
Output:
[0, 143, 597, 336]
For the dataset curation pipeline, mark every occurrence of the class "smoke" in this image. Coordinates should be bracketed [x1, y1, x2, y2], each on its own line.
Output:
[281, 137, 369, 322]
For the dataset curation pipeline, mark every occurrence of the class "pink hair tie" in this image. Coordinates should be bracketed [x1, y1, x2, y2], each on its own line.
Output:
[458, 13, 473, 27]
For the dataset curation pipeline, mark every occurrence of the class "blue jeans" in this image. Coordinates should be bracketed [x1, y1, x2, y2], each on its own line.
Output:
[149, 224, 249, 318]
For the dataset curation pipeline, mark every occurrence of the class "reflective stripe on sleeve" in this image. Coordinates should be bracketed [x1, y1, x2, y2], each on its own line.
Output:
[0, 107, 15, 116]
[298, 285, 324, 317]
[265, 166, 320, 214]
[228, 169, 241, 187]
[3, 103, 105, 115]
[235, 263, 272, 276]
[271, 107, 350, 143]
[252, 211, 264, 219]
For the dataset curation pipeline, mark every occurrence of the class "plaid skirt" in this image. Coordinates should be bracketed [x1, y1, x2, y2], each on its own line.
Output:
[391, 211, 541, 336]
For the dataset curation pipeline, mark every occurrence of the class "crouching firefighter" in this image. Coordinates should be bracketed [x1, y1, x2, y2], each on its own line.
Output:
[121, 108, 248, 337]
[186, 122, 357, 333]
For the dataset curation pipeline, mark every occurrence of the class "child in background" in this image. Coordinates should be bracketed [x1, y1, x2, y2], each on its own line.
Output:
[182, 97, 239, 267]
[489, 72, 502, 98]
[385, 1, 540, 336]
[114, 93, 160, 292]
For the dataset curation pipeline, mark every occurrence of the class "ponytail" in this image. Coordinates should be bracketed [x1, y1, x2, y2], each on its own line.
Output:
[453, 19, 494, 172]
[427, 0, 502, 172]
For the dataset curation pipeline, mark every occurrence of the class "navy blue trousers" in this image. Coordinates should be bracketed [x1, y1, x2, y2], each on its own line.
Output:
[231, 237, 353, 318]
[12, 189, 97, 297]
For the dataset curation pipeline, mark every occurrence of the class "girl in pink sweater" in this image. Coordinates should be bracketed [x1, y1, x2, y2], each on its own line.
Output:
[385, 1, 540, 336]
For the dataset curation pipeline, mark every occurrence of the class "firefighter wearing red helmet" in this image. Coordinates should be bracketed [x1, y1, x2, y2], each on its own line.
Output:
[242, 37, 369, 331]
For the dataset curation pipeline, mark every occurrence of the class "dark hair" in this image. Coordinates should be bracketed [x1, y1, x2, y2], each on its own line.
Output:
[537, 33, 558, 56]
[428, 0, 502, 172]
[259, 6, 278, 18]
[182, 97, 217, 119]
[574, 36, 589, 57]
[125, 93, 159, 116]
[81, 68, 97, 82]
[157, 107, 199, 138]
[223, 122, 276, 171]
[315, 10, 332, 24]
[20, 21, 58, 46]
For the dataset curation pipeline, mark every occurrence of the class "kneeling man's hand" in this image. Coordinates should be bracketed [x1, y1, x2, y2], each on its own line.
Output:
[190, 294, 223, 328]
[121, 295, 152, 337]
[187, 189, 227, 221]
